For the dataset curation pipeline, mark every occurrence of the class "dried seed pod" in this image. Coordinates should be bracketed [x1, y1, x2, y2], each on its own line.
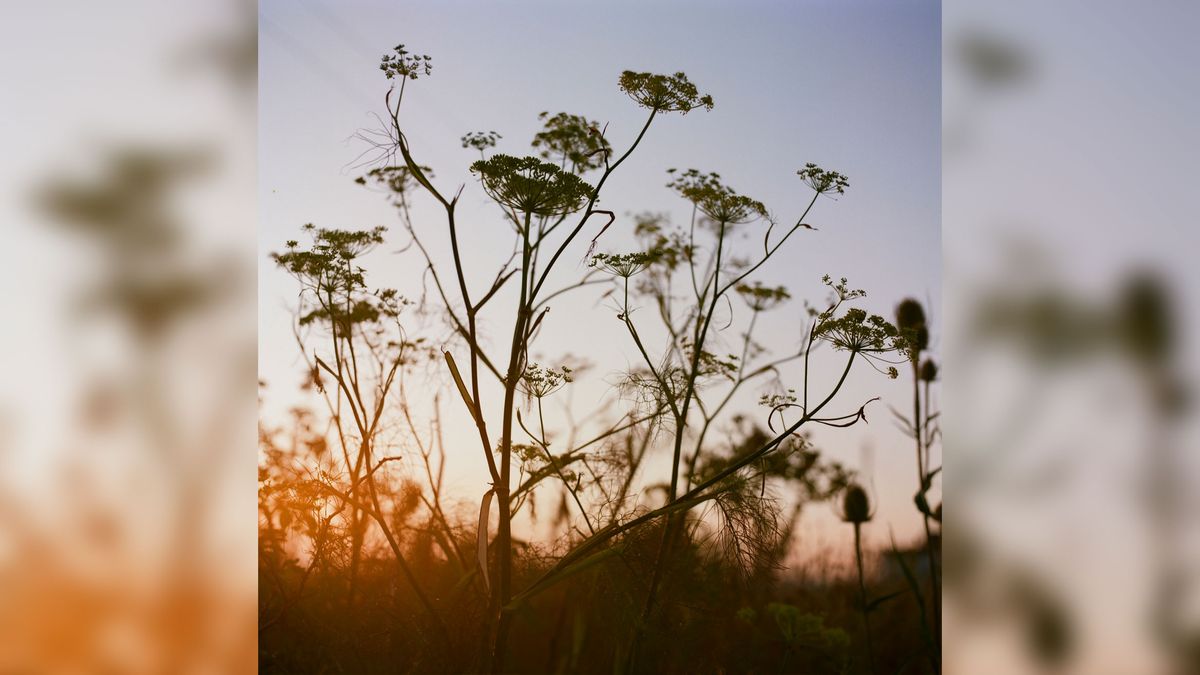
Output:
[842, 484, 872, 524]
[894, 298, 929, 353]
[920, 358, 939, 382]
[894, 298, 926, 331]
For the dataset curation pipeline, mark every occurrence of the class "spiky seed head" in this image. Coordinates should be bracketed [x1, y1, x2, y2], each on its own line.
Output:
[920, 358, 939, 382]
[842, 484, 871, 524]
[894, 298, 926, 332]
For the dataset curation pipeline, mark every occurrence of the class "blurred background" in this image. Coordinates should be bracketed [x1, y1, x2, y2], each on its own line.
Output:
[0, 0, 257, 673]
[944, 1, 1200, 674]
[0, 0, 1196, 674]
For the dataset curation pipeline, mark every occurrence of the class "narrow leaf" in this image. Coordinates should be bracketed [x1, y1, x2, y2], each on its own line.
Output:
[477, 488, 495, 593]
[444, 350, 479, 423]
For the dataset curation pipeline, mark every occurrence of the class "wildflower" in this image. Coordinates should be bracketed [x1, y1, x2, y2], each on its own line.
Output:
[470, 154, 594, 216]
[517, 363, 574, 399]
[812, 297, 911, 379]
[461, 131, 501, 152]
[531, 112, 611, 173]
[379, 44, 432, 80]
[667, 169, 767, 224]
[358, 165, 434, 198]
[271, 226, 387, 280]
[814, 308, 907, 357]
[632, 212, 668, 238]
[736, 282, 791, 311]
[796, 163, 849, 196]
[758, 389, 797, 410]
[618, 71, 713, 114]
[589, 249, 668, 278]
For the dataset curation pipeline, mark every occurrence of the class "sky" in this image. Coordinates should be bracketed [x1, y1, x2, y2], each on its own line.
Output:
[258, 0, 940, 556]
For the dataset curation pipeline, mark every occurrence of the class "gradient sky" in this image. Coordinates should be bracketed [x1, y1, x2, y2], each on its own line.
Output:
[259, 0, 940, 556]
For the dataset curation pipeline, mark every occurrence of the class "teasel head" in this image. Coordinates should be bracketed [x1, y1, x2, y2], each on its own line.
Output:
[894, 297, 929, 356]
[919, 358, 939, 383]
[839, 483, 873, 524]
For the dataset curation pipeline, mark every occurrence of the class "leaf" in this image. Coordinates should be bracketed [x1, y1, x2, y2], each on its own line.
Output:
[914, 465, 942, 517]
[444, 350, 480, 424]
[477, 489, 495, 593]
[889, 530, 937, 659]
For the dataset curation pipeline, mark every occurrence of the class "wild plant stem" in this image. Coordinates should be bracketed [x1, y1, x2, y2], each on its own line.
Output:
[854, 522, 877, 675]
[514, 353, 857, 608]
[912, 359, 941, 667]
[490, 212, 535, 673]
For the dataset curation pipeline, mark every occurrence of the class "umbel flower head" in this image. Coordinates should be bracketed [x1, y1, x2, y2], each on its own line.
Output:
[461, 131, 501, 153]
[797, 162, 850, 196]
[589, 248, 671, 278]
[517, 363, 574, 399]
[618, 71, 714, 114]
[736, 282, 791, 311]
[667, 169, 767, 224]
[532, 112, 611, 173]
[470, 154, 595, 216]
[380, 44, 432, 80]
[815, 307, 909, 360]
[355, 165, 434, 199]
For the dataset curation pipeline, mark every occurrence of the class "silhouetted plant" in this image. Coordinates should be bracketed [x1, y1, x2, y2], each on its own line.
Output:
[892, 296, 942, 672]
[261, 37, 935, 675]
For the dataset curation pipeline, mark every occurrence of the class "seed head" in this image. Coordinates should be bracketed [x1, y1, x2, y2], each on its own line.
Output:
[841, 484, 872, 524]
[618, 71, 713, 114]
[470, 154, 594, 216]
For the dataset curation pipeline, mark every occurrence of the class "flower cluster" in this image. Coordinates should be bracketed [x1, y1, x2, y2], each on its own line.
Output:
[470, 154, 594, 216]
[630, 213, 691, 272]
[531, 112, 611, 173]
[807, 275, 866, 316]
[513, 443, 543, 465]
[589, 248, 674, 278]
[273, 225, 386, 280]
[355, 165, 433, 199]
[814, 308, 909, 366]
[461, 131, 501, 154]
[667, 169, 767, 224]
[272, 226, 409, 333]
[380, 44, 432, 81]
[618, 71, 714, 114]
[759, 389, 797, 410]
[695, 348, 739, 380]
[736, 282, 791, 311]
[517, 363, 574, 399]
[632, 212, 668, 239]
[797, 163, 849, 196]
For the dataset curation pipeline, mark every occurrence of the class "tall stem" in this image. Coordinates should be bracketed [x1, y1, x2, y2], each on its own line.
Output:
[855, 522, 877, 675]
[913, 360, 941, 665]
[491, 212, 534, 672]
